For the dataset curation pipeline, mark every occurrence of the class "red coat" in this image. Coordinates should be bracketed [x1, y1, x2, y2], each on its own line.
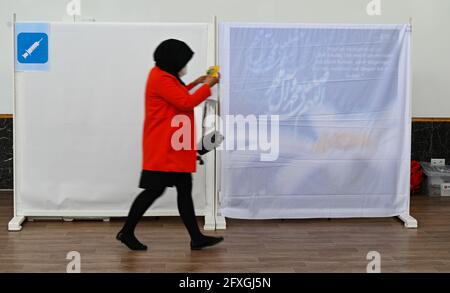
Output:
[142, 66, 211, 173]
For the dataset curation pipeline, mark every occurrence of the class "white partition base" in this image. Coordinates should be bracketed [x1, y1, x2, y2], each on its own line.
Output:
[398, 214, 418, 228]
[203, 215, 216, 231]
[214, 215, 416, 229]
[215, 215, 227, 230]
[11, 213, 415, 231]
[8, 216, 25, 231]
[9, 214, 215, 231]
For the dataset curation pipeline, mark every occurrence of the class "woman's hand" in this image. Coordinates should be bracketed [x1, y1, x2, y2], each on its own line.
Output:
[192, 75, 208, 86]
[204, 73, 220, 88]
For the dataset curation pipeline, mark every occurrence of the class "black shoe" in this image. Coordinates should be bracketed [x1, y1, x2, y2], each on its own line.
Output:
[191, 236, 224, 250]
[116, 230, 148, 251]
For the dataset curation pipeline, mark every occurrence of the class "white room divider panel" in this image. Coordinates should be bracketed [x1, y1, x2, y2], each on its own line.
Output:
[219, 23, 415, 226]
[11, 22, 215, 230]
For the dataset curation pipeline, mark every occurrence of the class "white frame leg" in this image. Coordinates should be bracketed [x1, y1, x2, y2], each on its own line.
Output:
[8, 216, 25, 231]
[398, 214, 418, 228]
[8, 13, 22, 232]
[202, 17, 219, 231]
[203, 215, 216, 231]
[215, 215, 226, 230]
[398, 26, 417, 230]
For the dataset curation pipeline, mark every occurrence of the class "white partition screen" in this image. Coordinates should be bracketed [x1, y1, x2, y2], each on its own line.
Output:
[219, 23, 411, 219]
[15, 22, 212, 218]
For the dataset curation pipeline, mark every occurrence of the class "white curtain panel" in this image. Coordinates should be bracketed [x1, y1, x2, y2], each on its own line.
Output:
[219, 23, 411, 219]
[15, 22, 209, 216]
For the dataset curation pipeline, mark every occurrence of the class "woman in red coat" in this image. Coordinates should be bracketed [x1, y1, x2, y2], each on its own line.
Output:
[117, 39, 223, 251]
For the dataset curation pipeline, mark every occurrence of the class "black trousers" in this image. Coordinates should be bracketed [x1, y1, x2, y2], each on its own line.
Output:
[121, 173, 203, 241]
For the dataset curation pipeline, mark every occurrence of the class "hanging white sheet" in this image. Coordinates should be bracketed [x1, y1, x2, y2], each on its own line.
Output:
[15, 22, 210, 216]
[219, 23, 411, 219]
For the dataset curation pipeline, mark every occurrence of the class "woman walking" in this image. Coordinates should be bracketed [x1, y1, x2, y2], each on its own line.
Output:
[117, 39, 223, 251]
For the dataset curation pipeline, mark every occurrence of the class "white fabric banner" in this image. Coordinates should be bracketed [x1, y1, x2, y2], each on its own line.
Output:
[15, 22, 210, 216]
[219, 23, 411, 219]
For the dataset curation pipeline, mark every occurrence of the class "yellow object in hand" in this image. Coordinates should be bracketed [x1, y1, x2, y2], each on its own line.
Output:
[206, 65, 220, 78]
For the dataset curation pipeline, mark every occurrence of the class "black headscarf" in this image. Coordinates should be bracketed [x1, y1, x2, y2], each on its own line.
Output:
[153, 39, 194, 85]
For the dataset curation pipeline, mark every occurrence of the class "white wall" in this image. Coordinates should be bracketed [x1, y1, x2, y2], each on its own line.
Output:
[411, 0, 450, 117]
[0, 0, 449, 116]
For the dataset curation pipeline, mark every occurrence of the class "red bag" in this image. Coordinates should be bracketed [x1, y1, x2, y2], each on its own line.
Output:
[410, 160, 423, 193]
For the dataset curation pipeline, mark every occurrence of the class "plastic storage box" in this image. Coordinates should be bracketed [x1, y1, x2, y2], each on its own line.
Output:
[421, 162, 450, 196]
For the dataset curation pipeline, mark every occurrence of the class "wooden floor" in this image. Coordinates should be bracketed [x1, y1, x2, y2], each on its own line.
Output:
[1, 191, 450, 273]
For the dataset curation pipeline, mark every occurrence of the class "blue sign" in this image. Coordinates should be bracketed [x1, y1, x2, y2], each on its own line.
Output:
[17, 33, 48, 64]
[16, 23, 50, 71]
